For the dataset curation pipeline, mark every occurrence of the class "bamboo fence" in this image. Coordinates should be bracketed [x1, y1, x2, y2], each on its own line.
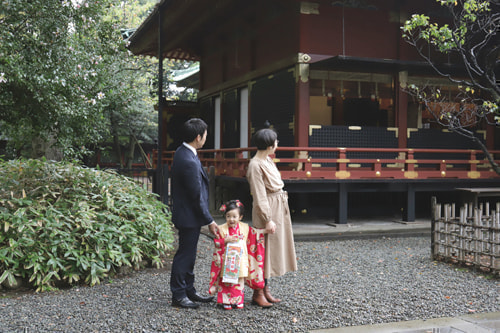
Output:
[431, 197, 500, 276]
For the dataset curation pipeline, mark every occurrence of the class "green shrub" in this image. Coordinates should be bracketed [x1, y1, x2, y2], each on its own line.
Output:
[0, 158, 173, 292]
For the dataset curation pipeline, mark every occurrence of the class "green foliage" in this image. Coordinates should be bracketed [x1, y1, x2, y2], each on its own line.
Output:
[0, 158, 173, 292]
[0, 0, 159, 162]
[402, 1, 499, 175]
[0, 0, 115, 158]
[0, 0, 196, 163]
[401, 0, 499, 103]
[97, 0, 160, 167]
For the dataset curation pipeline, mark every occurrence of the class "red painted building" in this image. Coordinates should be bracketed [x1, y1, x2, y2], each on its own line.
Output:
[129, 0, 500, 223]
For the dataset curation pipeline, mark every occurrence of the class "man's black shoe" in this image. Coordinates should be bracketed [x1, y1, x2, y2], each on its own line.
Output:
[187, 292, 214, 303]
[172, 297, 200, 309]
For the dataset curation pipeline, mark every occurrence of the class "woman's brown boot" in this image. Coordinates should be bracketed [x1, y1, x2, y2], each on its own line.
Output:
[264, 285, 282, 303]
[252, 289, 272, 308]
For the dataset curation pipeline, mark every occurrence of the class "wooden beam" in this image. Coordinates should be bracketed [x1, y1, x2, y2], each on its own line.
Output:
[198, 54, 299, 98]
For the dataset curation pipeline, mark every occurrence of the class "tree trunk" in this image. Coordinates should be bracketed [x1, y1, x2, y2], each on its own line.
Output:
[112, 134, 123, 168]
[125, 135, 136, 169]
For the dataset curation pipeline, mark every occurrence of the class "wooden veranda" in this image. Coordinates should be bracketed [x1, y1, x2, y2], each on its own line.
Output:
[156, 147, 500, 224]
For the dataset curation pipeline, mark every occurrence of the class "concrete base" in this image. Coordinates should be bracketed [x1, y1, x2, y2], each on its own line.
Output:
[311, 312, 500, 333]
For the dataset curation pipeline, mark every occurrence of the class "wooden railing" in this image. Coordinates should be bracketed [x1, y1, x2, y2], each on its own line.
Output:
[154, 147, 500, 180]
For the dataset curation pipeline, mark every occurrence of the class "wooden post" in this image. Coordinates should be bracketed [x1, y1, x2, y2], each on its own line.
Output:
[494, 210, 500, 270]
[431, 196, 437, 258]
[459, 206, 465, 262]
[337, 183, 348, 224]
[405, 183, 415, 222]
[208, 166, 216, 213]
[295, 63, 310, 147]
[396, 72, 408, 149]
[162, 165, 169, 206]
[156, 10, 164, 200]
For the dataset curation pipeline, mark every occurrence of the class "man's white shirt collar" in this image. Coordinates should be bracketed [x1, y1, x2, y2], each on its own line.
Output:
[182, 142, 197, 156]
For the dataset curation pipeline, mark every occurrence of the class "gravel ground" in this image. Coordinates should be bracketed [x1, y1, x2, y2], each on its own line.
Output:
[0, 234, 498, 332]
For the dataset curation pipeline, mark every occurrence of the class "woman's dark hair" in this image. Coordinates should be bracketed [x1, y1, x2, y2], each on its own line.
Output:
[252, 128, 277, 150]
[221, 199, 244, 216]
[182, 118, 208, 143]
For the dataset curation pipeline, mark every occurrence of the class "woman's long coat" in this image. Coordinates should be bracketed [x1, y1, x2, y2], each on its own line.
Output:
[246, 156, 297, 278]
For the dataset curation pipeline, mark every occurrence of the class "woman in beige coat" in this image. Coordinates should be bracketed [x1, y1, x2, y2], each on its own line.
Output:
[246, 128, 298, 307]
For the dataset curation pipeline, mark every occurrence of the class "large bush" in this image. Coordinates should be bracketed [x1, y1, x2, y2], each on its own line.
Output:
[0, 159, 173, 291]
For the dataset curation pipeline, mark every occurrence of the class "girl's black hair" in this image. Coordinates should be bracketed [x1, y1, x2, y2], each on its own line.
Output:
[252, 128, 277, 150]
[222, 199, 244, 216]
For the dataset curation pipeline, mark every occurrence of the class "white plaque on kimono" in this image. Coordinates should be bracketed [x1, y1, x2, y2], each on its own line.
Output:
[222, 240, 244, 284]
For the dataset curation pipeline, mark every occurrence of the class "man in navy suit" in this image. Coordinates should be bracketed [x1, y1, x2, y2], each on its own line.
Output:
[170, 118, 218, 309]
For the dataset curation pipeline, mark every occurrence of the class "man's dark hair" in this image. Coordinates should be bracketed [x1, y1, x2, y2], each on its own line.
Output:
[182, 118, 208, 143]
[252, 128, 277, 150]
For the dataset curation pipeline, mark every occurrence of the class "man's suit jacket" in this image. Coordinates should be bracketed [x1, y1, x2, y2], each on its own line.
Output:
[171, 144, 213, 229]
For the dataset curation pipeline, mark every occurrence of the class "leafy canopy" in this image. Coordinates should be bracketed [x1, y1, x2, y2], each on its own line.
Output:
[0, 0, 159, 161]
[401, 0, 500, 104]
[1, 0, 115, 158]
[401, 0, 500, 174]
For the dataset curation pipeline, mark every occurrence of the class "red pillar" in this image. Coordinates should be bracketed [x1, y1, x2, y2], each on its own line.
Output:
[396, 72, 408, 148]
[296, 64, 310, 147]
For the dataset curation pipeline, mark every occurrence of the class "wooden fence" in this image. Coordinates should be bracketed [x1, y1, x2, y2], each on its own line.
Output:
[113, 168, 155, 193]
[431, 197, 500, 276]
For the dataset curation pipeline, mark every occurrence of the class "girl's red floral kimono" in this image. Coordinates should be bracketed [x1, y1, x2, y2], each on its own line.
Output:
[208, 222, 265, 306]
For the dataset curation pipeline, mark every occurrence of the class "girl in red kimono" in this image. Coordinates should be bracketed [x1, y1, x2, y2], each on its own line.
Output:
[208, 200, 268, 309]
